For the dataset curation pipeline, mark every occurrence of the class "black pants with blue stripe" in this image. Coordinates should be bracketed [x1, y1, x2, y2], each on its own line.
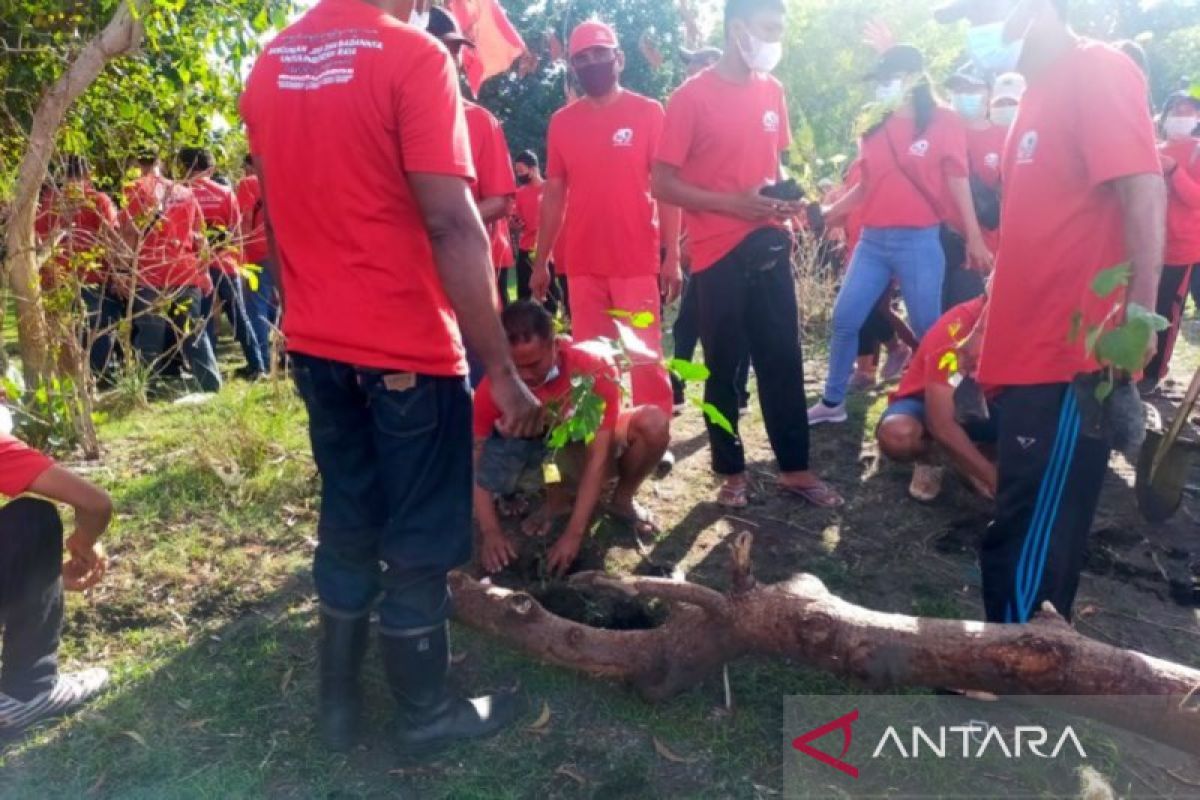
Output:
[981, 383, 1110, 624]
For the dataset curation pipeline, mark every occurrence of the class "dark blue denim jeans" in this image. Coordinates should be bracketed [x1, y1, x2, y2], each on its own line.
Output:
[292, 354, 472, 632]
[133, 287, 222, 393]
[244, 262, 278, 372]
[200, 268, 266, 375]
[0, 499, 64, 701]
[80, 286, 122, 377]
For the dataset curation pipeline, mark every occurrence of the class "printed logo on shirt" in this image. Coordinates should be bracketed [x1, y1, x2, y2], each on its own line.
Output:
[1016, 131, 1039, 165]
[984, 152, 1000, 170]
[763, 110, 780, 133]
[909, 139, 930, 158]
[612, 128, 635, 147]
[1017, 436, 1037, 450]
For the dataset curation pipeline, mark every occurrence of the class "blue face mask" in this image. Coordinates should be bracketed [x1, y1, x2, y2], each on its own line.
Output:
[952, 93, 987, 121]
[966, 21, 1022, 74]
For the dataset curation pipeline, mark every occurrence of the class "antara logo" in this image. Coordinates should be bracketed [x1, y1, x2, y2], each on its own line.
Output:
[984, 152, 1001, 170]
[763, 110, 780, 133]
[1017, 130, 1039, 164]
[909, 139, 930, 157]
[612, 128, 634, 147]
[792, 710, 1087, 778]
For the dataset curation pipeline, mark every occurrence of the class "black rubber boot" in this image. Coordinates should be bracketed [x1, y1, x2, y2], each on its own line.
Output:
[317, 610, 369, 753]
[380, 623, 521, 757]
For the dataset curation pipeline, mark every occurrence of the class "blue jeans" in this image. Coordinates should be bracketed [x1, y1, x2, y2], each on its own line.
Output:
[244, 262, 279, 372]
[80, 286, 122, 377]
[200, 268, 266, 375]
[291, 354, 472, 632]
[822, 226, 945, 405]
[133, 287, 222, 393]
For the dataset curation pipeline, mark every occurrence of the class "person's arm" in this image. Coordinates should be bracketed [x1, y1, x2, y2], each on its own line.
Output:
[472, 438, 516, 574]
[659, 202, 683, 303]
[821, 183, 864, 227]
[1164, 151, 1200, 208]
[946, 174, 993, 272]
[1113, 172, 1167, 348]
[923, 384, 997, 498]
[531, 177, 567, 300]
[407, 172, 542, 438]
[546, 428, 614, 576]
[651, 163, 789, 221]
[477, 195, 514, 225]
[28, 465, 113, 590]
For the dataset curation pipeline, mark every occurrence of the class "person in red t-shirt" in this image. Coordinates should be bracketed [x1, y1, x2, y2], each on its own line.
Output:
[180, 148, 267, 380]
[241, 0, 540, 756]
[812, 44, 989, 426]
[473, 302, 670, 576]
[34, 156, 121, 378]
[877, 296, 998, 503]
[511, 150, 568, 312]
[653, 0, 841, 510]
[0, 429, 112, 736]
[236, 155, 278, 374]
[1141, 92, 1200, 391]
[973, 0, 1164, 625]
[119, 153, 222, 393]
[533, 20, 680, 419]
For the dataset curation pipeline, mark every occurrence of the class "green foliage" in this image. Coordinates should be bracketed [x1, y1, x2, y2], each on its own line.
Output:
[2, 364, 81, 451]
[545, 373, 605, 449]
[1091, 263, 1132, 298]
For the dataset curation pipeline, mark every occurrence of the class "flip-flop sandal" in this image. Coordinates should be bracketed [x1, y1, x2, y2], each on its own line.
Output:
[779, 480, 844, 509]
[604, 501, 660, 538]
[717, 482, 750, 509]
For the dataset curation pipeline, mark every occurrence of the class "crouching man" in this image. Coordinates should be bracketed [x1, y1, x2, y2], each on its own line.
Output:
[0, 427, 112, 736]
[876, 296, 998, 502]
[474, 302, 670, 576]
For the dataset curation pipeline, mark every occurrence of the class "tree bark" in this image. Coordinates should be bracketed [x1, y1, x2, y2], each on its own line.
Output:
[3, 1, 146, 387]
[451, 532, 1200, 753]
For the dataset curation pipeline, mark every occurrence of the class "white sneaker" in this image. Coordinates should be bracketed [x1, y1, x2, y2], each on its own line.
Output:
[807, 401, 848, 425]
[0, 668, 109, 735]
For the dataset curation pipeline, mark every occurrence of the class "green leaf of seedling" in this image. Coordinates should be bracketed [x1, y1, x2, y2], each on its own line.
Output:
[667, 358, 710, 383]
[1095, 321, 1154, 374]
[1094, 377, 1115, 403]
[1068, 311, 1084, 344]
[693, 398, 736, 437]
[630, 311, 656, 329]
[1090, 263, 1131, 298]
[1084, 325, 1104, 357]
[1125, 302, 1169, 333]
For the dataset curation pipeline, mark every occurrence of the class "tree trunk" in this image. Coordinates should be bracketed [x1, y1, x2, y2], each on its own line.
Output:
[2, 1, 146, 387]
[451, 532, 1200, 753]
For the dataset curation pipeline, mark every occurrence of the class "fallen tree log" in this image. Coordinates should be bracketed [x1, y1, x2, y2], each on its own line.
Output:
[451, 532, 1200, 752]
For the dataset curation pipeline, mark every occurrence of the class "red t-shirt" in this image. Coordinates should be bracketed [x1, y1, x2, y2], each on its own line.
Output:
[241, 0, 475, 376]
[657, 68, 791, 272]
[547, 90, 664, 279]
[967, 124, 1008, 190]
[236, 175, 269, 266]
[190, 176, 243, 275]
[858, 107, 969, 231]
[514, 182, 542, 252]
[1162, 137, 1200, 266]
[978, 40, 1160, 387]
[122, 175, 209, 290]
[473, 339, 621, 438]
[894, 297, 990, 401]
[35, 183, 118, 286]
[0, 434, 53, 498]
[464, 102, 517, 272]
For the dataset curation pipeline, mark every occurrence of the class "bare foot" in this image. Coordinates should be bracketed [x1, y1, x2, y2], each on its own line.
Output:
[605, 497, 660, 537]
[717, 476, 749, 509]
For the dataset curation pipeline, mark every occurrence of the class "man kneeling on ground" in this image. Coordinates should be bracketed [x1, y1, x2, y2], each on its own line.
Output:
[876, 296, 998, 502]
[0, 423, 112, 736]
[474, 302, 670, 576]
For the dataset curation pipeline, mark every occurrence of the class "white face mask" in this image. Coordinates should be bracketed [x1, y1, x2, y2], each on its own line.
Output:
[408, 5, 430, 29]
[0, 404, 11, 437]
[1164, 116, 1198, 140]
[990, 105, 1019, 128]
[875, 79, 906, 108]
[737, 29, 783, 74]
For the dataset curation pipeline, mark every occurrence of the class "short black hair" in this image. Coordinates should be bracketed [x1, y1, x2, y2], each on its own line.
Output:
[178, 147, 214, 174]
[1116, 39, 1148, 76]
[243, 153, 255, 169]
[64, 155, 89, 180]
[515, 150, 539, 169]
[136, 152, 159, 169]
[502, 301, 554, 345]
[724, 0, 785, 25]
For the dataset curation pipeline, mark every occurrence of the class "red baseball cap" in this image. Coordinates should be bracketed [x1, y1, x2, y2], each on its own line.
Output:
[568, 21, 618, 59]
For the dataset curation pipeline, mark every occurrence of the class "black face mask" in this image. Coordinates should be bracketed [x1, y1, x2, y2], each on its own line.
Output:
[574, 60, 619, 98]
[515, 174, 532, 186]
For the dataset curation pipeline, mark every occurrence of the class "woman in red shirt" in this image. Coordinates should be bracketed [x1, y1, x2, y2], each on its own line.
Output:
[1142, 92, 1200, 392]
[811, 45, 989, 425]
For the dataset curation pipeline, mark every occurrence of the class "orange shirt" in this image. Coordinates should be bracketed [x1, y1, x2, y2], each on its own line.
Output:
[858, 108, 969, 232]
[464, 101, 516, 272]
[241, 0, 475, 376]
[514, 182, 542, 252]
[547, 90, 664, 279]
[235, 175, 269, 266]
[979, 40, 1160, 387]
[1161, 137, 1200, 266]
[34, 183, 118, 286]
[0, 434, 53, 498]
[121, 175, 209, 290]
[894, 297, 990, 401]
[657, 68, 791, 272]
[190, 176, 243, 275]
[472, 339, 621, 438]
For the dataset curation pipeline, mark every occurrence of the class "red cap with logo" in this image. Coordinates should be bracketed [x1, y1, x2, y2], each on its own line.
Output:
[568, 21, 618, 58]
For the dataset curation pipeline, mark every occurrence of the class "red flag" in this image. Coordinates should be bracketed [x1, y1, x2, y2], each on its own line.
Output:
[449, 0, 527, 96]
